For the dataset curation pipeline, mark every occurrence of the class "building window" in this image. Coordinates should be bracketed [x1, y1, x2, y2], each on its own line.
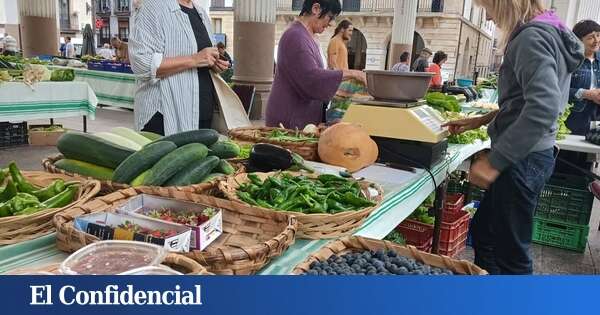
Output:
[117, 0, 130, 12]
[212, 18, 223, 34]
[60, 0, 71, 30]
[118, 20, 129, 41]
[292, 0, 304, 11]
[97, 0, 111, 13]
[342, 0, 361, 12]
[100, 18, 111, 45]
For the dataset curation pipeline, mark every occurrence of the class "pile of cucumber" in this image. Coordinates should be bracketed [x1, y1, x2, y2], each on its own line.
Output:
[55, 128, 241, 187]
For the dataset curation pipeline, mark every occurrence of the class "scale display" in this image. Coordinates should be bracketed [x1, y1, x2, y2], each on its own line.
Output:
[342, 104, 449, 143]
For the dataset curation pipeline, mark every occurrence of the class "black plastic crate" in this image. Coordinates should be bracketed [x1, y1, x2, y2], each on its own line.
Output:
[535, 173, 593, 225]
[0, 121, 28, 147]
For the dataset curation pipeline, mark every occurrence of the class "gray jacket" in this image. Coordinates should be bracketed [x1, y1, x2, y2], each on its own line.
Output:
[488, 22, 584, 171]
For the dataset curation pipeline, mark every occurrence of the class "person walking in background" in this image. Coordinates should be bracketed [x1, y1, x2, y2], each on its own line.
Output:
[412, 47, 432, 72]
[427, 51, 447, 89]
[65, 37, 76, 59]
[216, 42, 232, 67]
[266, 0, 366, 129]
[391, 52, 411, 72]
[443, 0, 583, 275]
[327, 20, 353, 70]
[98, 43, 115, 60]
[111, 36, 129, 63]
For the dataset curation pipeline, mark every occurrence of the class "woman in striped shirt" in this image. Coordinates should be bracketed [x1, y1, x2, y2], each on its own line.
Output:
[129, 0, 229, 135]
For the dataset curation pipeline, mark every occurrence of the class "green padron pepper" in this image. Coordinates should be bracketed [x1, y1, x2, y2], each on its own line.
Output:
[9, 162, 39, 193]
[342, 192, 375, 208]
[317, 174, 348, 184]
[15, 185, 78, 216]
[32, 179, 66, 202]
[0, 202, 12, 217]
[8, 193, 41, 214]
[0, 179, 17, 203]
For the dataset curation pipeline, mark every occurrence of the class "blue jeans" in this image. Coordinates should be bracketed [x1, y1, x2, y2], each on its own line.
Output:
[472, 149, 556, 275]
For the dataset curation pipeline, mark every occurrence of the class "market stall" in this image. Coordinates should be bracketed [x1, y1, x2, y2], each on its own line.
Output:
[0, 82, 97, 132]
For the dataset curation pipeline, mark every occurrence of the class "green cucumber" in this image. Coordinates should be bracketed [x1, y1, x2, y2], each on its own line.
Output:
[111, 127, 151, 147]
[139, 131, 163, 141]
[143, 143, 209, 186]
[130, 170, 151, 187]
[201, 173, 226, 183]
[156, 129, 219, 147]
[165, 156, 220, 186]
[214, 159, 235, 175]
[112, 141, 178, 184]
[55, 159, 114, 180]
[209, 141, 241, 159]
[94, 132, 142, 151]
[57, 132, 136, 169]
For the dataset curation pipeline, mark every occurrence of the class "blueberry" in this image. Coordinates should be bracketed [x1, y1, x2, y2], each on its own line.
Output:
[362, 252, 372, 259]
[375, 250, 386, 259]
[319, 270, 328, 276]
[310, 261, 319, 269]
[388, 251, 398, 258]
[335, 258, 344, 264]
[306, 270, 318, 276]
[372, 260, 385, 269]
[384, 262, 393, 269]
[367, 270, 377, 275]
[352, 264, 362, 271]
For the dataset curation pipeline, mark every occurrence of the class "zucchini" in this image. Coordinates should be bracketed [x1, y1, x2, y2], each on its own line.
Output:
[57, 132, 136, 169]
[112, 141, 178, 184]
[214, 159, 235, 175]
[55, 159, 114, 180]
[139, 131, 162, 141]
[130, 170, 151, 187]
[201, 173, 226, 183]
[94, 132, 142, 151]
[111, 127, 151, 147]
[165, 156, 220, 186]
[143, 143, 209, 186]
[156, 129, 219, 147]
[209, 141, 241, 159]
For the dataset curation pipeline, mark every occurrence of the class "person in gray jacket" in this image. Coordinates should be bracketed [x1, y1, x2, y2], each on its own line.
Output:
[444, 0, 584, 275]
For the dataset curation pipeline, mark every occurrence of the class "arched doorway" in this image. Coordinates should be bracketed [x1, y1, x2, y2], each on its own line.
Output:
[411, 32, 425, 65]
[348, 28, 367, 70]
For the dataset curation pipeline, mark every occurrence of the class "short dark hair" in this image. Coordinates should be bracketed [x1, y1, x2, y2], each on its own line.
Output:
[66, 36, 71, 41]
[300, 0, 342, 19]
[217, 42, 226, 49]
[432, 51, 448, 65]
[332, 20, 352, 38]
[573, 20, 600, 39]
[400, 52, 410, 62]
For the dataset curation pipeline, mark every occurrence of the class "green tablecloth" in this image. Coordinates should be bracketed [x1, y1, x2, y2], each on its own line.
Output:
[0, 82, 97, 121]
[0, 141, 489, 275]
[50, 66, 136, 109]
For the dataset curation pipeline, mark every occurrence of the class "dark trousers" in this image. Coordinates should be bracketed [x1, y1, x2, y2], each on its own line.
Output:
[141, 112, 212, 136]
[472, 149, 556, 275]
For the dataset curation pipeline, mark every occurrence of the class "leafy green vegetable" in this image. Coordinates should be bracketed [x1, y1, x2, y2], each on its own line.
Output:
[448, 128, 489, 144]
[268, 129, 318, 143]
[409, 206, 435, 225]
[384, 230, 406, 245]
[557, 104, 572, 141]
[426, 92, 461, 112]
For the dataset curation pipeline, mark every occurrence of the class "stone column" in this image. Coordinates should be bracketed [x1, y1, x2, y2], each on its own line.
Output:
[232, 0, 276, 120]
[388, 0, 418, 69]
[18, 0, 60, 57]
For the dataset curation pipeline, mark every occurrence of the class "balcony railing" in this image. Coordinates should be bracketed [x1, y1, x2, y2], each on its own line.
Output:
[96, 0, 112, 14]
[115, 0, 130, 13]
[278, 0, 394, 12]
[417, 0, 444, 13]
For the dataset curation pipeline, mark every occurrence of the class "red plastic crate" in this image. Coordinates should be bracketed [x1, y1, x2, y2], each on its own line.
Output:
[444, 193, 465, 213]
[439, 210, 470, 244]
[396, 220, 434, 252]
[439, 229, 468, 257]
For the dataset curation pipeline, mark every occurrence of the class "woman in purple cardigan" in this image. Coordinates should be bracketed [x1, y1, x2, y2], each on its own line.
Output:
[266, 0, 366, 129]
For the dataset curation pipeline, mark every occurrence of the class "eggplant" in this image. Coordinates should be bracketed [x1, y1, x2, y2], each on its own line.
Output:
[249, 143, 293, 172]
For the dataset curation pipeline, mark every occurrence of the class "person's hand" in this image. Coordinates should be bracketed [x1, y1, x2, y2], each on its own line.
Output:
[442, 117, 484, 135]
[211, 59, 230, 73]
[583, 89, 600, 104]
[191, 47, 219, 68]
[469, 154, 500, 189]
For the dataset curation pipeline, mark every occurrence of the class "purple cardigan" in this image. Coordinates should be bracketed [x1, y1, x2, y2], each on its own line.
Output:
[266, 22, 343, 129]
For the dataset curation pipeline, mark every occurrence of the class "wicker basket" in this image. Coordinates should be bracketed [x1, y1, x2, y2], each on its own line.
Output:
[292, 236, 488, 275]
[3, 254, 212, 275]
[0, 172, 101, 246]
[53, 186, 297, 275]
[42, 154, 241, 196]
[219, 172, 383, 240]
[229, 126, 319, 161]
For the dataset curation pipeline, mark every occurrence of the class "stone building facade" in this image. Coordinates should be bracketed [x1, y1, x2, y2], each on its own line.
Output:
[211, 0, 495, 80]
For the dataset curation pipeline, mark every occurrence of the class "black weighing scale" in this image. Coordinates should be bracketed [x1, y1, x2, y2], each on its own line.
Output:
[342, 97, 449, 169]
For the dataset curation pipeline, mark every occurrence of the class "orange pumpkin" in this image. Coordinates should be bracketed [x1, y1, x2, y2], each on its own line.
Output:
[318, 123, 379, 172]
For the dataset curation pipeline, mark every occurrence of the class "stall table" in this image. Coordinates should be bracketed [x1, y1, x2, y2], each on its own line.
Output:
[0, 140, 489, 275]
[0, 82, 97, 132]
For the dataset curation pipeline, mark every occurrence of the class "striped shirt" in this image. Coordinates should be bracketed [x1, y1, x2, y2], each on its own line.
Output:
[129, 0, 215, 135]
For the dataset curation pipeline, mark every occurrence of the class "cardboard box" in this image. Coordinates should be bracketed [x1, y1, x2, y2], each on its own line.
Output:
[118, 194, 223, 251]
[74, 212, 192, 252]
[28, 124, 66, 146]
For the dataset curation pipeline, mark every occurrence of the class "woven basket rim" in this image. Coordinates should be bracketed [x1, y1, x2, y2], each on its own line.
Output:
[291, 236, 488, 275]
[52, 186, 297, 271]
[229, 126, 319, 148]
[219, 171, 384, 219]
